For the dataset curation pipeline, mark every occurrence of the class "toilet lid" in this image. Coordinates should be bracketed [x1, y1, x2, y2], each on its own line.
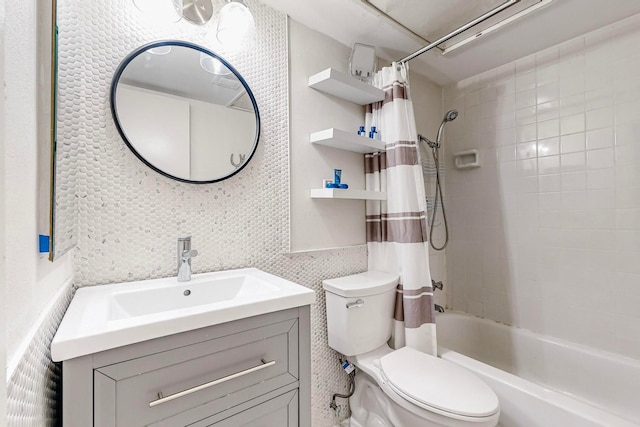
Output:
[379, 347, 499, 418]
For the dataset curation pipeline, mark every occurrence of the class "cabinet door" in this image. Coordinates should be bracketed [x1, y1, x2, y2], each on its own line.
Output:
[191, 389, 298, 427]
[94, 319, 299, 426]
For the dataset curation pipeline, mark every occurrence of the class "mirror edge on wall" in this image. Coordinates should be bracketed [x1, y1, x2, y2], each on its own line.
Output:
[110, 40, 261, 185]
[41, 0, 57, 261]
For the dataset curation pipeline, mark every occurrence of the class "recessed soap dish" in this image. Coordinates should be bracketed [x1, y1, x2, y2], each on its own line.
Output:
[453, 149, 480, 169]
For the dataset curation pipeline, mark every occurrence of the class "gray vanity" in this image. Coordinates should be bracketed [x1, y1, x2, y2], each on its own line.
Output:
[52, 268, 314, 426]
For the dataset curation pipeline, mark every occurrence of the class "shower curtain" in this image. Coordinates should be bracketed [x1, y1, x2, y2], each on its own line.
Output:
[365, 62, 437, 356]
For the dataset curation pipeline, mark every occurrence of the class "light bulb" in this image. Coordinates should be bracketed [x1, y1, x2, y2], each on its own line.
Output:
[133, 0, 182, 24]
[199, 52, 232, 76]
[215, 1, 255, 50]
[148, 46, 172, 55]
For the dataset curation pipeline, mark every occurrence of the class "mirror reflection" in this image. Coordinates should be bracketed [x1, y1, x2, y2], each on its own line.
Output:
[111, 41, 260, 183]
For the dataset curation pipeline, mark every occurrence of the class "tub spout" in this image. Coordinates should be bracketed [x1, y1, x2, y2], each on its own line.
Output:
[434, 304, 445, 313]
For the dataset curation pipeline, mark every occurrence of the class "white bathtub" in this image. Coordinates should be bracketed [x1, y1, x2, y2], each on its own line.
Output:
[436, 312, 640, 427]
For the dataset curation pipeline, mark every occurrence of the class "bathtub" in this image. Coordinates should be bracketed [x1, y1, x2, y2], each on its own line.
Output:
[436, 312, 640, 427]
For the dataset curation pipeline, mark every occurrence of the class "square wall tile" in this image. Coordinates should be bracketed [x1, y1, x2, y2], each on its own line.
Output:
[517, 124, 537, 143]
[516, 106, 537, 126]
[517, 141, 537, 159]
[539, 174, 562, 192]
[538, 155, 560, 175]
[560, 152, 586, 173]
[586, 148, 614, 169]
[616, 209, 640, 230]
[516, 88, 537, 109]
[560, 94, 585, 116]
[615, 121, 640, 146]
[561, 171, 587, 191]
[562, 191, 588, 211]
[586, 127, 614, 150]
[537, 137, 560, 157]
[561, 133, 586, 154]
[561, 113, 585, 135]
[539, 192, 562, 210]
[586, 107, 614, 131]
[587, 168, 615, 190]
[537, 100, 560, 121]
[536, 81, 558, 105]
[516, 71, 536, 93]
[615, 164, 640, 188]
[538, 119, 559, 139]
[616, 231, 640, 253]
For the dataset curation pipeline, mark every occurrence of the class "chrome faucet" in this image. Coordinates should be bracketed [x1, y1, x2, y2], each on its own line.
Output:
[434, 304, 445, 313]
[177, 237, 198, 282]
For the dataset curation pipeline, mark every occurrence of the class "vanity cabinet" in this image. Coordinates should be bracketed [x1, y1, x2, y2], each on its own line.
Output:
[62, 307, 310, 427]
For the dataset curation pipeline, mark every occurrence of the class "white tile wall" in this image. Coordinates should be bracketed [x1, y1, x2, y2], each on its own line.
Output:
[444, 13, 640, 359]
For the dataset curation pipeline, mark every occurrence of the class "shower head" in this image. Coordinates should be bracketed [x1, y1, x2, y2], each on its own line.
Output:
[436, 109, 458, 145]
[444, 109, 458, 122]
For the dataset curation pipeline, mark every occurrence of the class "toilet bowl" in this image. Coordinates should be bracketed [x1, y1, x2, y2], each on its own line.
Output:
[323, 271, 500, 427]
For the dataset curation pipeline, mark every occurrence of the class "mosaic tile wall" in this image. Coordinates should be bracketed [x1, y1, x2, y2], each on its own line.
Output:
[6, 282, 75, 427]
[51, 0, 368, 425]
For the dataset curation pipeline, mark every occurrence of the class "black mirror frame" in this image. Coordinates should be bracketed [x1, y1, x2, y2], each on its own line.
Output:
[110, 40, 261, 184]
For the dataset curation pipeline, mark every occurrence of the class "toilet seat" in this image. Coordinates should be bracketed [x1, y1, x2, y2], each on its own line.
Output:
[379, 347, 499, 420]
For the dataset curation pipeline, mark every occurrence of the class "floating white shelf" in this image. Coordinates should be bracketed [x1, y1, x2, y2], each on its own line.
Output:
[308, 68, 384, 105]
[310, 188, 387, 201]
[310, 128, 385, 153]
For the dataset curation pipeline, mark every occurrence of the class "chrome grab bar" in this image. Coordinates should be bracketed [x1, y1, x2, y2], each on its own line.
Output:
[149, 359, 276, 407]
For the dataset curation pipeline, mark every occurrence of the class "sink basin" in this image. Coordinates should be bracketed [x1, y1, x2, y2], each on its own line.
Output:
[108, 274, 279, 320]
[51, 268, 315, 362]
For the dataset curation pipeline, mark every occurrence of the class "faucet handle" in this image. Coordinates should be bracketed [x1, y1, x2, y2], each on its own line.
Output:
[431, 279, 444, 291]
[181, 249, 198, 260]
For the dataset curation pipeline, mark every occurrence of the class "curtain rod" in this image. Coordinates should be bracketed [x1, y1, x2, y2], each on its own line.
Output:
[397, 0, 521, 64]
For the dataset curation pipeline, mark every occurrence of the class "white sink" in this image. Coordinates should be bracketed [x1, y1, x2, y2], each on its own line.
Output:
[51, 268, 315, 362]
[108, 274, 279, 320]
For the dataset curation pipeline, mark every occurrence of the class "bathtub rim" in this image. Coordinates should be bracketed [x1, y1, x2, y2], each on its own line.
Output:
[436, 311, 640, 427]
[436, 311, 640, 368]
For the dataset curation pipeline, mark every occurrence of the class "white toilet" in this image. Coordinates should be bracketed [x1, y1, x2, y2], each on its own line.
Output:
[323, 271, 500, 427]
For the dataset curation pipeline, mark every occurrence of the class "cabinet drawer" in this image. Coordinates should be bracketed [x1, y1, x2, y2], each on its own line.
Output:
[94, 319, 299, 426]
[192, 389, 298, 427]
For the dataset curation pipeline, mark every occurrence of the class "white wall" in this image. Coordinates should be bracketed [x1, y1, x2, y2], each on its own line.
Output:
[0, 0, 7, 420]
[117, 84, 256, 182]
[118, 84, 192, 180]
[4, 0, 73, 369]
[444, 13, 640, 359]
[289, 20, 369, 252]
[189, 97, 255, 181]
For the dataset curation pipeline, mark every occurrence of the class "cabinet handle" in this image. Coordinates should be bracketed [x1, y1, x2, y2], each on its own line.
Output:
[149, 359, 276, 407]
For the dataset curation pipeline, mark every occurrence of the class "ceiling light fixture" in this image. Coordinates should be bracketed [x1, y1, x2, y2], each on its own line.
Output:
[441, 0, 553, 55]
[215, 0, 256, 49]
[180, 0, 214, 26]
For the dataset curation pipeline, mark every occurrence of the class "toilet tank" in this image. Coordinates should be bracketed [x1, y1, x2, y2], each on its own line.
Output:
[322, 271, 399, 356]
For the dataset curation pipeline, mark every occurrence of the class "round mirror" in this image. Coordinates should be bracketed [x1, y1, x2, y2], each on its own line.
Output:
[111, 41, 260, 183]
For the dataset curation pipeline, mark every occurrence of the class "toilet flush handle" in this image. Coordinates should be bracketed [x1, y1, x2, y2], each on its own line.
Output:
[346, 299, 365, 309]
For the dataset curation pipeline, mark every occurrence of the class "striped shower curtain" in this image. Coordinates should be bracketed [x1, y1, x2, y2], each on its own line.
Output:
[365, 63, 437, 356]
